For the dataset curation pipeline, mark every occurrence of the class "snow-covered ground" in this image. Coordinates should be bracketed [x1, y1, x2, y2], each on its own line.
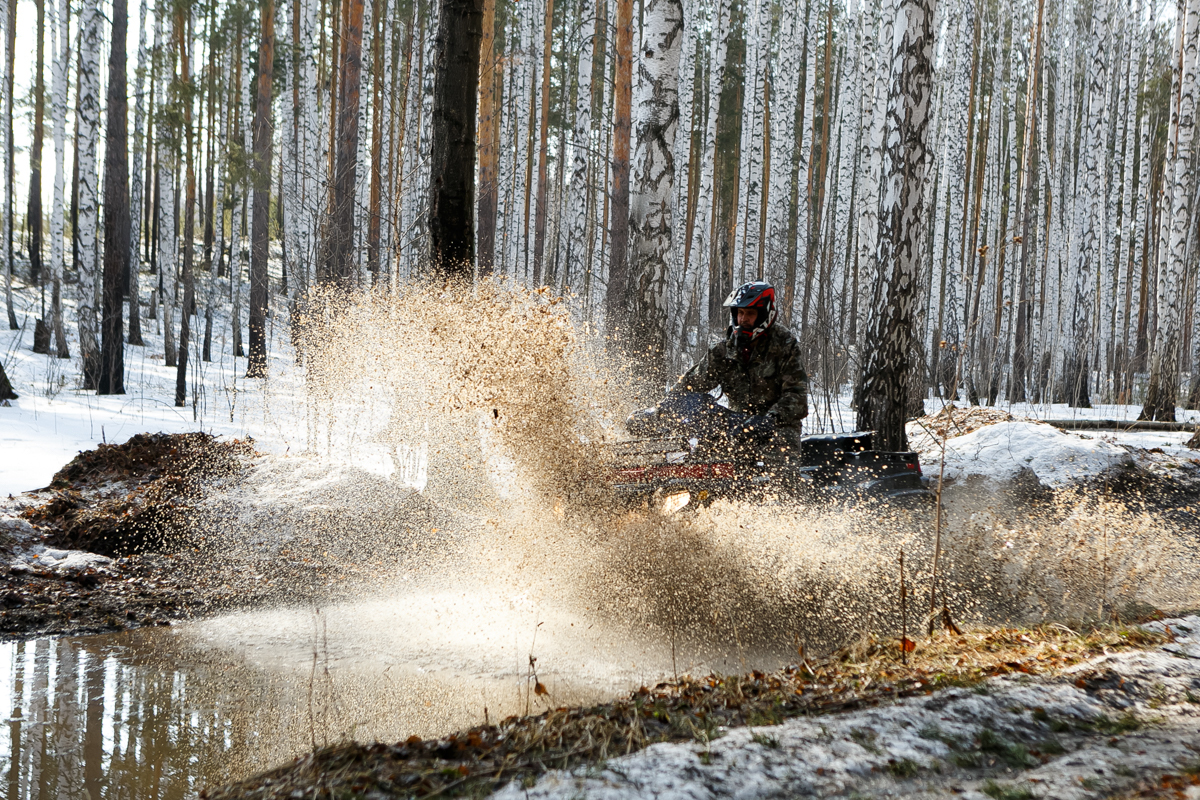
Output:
[493, 617, 1200, 800]
[1, 272, 309, 496]
[3, 273, 1198, 497]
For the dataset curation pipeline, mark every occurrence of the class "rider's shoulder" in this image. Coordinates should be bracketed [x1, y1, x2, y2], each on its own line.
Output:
[768, 324, 801, 349]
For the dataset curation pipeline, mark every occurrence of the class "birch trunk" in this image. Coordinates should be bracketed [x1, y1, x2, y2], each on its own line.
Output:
[856, 0, 936, 451]
[155, 11, 178, 368]
[49, 0, 69, 357]
[76, 0, 102, 387]
[628, 0, 682, 380]
[565, 0, 600, 291]
[3, 0, 15, 331]
[127, 0, 148, 347]
[765, 0, 801, 287]
[1142, 0, 1199, 420]
[1062, 0, 1110, 407]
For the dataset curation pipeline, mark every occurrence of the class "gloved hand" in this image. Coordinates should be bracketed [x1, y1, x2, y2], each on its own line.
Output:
[740, 414, 776, 443]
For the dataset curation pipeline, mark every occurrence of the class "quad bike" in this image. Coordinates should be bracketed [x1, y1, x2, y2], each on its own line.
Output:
[603, 391, 932, 513]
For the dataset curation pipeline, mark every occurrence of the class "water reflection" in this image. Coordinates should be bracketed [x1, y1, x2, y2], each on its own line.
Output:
[0, 623, 612, 800]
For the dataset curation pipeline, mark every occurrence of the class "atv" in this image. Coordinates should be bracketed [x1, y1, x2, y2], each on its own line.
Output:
[603, 391, 932, 513]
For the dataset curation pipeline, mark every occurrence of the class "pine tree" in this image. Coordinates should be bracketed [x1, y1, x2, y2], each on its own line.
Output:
[247, 0, 275, 377]
[100, 0, 131, 395]
[3, 0, 16, 331]
[606, 0, 634, 329]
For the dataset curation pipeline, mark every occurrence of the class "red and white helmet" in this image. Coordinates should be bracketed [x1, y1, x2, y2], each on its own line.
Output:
[723, 281, 777, 342]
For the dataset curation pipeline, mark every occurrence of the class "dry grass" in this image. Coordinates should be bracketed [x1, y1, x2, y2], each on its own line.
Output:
[201, 621, 1170, 800]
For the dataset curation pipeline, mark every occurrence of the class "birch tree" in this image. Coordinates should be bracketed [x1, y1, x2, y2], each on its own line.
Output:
[128, 0, 149, 347]
[856, 0, 936, 450]
[1062, 0, 1110, 407]
[3, 0, 15, 331]
[1142, 0, 1199, 420]
[49, 0, 69, 358]
[76, 0, 102, 387]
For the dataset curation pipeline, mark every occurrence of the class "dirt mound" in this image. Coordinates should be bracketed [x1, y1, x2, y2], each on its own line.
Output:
[911, 403, 1016, 444]
[22, 432, 256, 556]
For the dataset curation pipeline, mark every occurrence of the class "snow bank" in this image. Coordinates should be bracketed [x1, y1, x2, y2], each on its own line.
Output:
[491, 617, 1200, 800]
[914, 420, 1133, 488]
[10, 543, 114, 575]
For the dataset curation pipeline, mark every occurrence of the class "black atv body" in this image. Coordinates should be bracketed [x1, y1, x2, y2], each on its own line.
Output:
[605, 392, 932, 510]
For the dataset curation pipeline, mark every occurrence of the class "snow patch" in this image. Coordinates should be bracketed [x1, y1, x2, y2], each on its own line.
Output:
[912, 420, 1133, 488]
[10, 543, 114, 574]
[491, 617, 1200, 800]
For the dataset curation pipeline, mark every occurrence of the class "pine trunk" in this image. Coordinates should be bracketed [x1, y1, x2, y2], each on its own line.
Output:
[99, 0, 130, 395]
[605, 0, 633, 330]
[247, 0, 275, 377]
[3, 0, 16, 330]
[428, 0, 485, 276]
[28, 0, 45, 292]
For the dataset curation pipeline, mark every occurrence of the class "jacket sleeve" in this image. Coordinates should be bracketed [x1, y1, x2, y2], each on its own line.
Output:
[672, 346, 722, 396]
[766, 341, 809, 425]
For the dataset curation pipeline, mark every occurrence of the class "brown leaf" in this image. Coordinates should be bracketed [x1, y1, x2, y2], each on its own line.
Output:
[535, 682, 548, 696]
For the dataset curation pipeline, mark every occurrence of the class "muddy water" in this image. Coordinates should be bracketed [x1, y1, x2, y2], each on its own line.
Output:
[0, 585, 755, 799]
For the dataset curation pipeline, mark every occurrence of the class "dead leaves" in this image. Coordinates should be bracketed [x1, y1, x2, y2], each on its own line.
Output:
[203, 622, 1168, 800]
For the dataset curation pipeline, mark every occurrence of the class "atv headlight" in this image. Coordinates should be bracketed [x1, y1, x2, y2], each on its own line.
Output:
[660, 491, 691, 515]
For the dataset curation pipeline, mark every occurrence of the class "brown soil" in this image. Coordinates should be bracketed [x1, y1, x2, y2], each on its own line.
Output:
[0, 433, 343, 640]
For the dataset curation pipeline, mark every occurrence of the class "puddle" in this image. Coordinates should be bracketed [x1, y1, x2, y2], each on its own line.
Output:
[0, 587, 752, 799]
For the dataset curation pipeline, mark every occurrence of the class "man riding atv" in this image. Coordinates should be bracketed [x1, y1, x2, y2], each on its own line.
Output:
[631, 281, 807, 456]
[616, 282, 929, 508]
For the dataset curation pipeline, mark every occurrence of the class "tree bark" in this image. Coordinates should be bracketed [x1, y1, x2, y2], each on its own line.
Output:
[475, 0, 497, 275]
[28, 0, 45, 290]
[3, 0, 16, 330]
[427, 0, 485, 276]
[76, 0, 102, 387]
[175, 6, 195, 406]
[530, 0, 554, 284]
[1142, 0, 1199, 421]
[856, 0, 936, 451]
[127, 0, 148, 347]
[605, 0, 634, 331]
[99, 0, 129, 395]
[326, 0, 364, 284]
[0, 358, 15, 399]
[48, 0, 68, 358]
[248, 0, 275, 378]
[628, 0, 683, 382]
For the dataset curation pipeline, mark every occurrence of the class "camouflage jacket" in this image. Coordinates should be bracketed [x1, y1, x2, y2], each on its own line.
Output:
[673, 324, 809, 428]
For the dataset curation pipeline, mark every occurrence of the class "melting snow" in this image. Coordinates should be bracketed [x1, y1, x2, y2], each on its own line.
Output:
[491, 617, 1200, 800]
[913, 420, 1134, 488]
